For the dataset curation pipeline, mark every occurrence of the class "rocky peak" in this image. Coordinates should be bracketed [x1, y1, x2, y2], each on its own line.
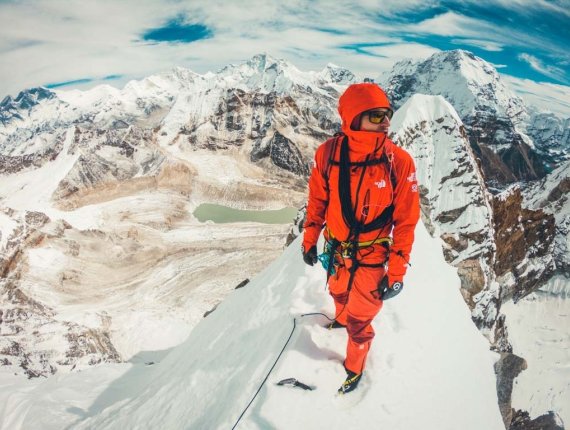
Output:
[381, 49, 522, 118]
[217, 53, 351, 96]
[167, 66, 202, 85]
[526, 112, 570, 167]
[245, 53, 288, 72]
[390, 94, 495, 318]
[1, 87, 56, 110]
[319, 63, 356, 84]
[1, 87, 57, 126]
[522, 160, 570, 276]
[491, 185, 556, 301]
[217, 53, 300, 93]
[381, 49, 546, 185]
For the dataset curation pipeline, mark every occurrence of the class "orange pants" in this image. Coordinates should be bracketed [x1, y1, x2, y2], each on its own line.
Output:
[328, 247, 385, 374]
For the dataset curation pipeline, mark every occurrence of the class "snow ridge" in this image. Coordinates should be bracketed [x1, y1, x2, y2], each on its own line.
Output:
[56, 223, 505, 430]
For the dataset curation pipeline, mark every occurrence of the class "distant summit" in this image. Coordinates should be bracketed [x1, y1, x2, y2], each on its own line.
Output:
[380, 49, 554, 184]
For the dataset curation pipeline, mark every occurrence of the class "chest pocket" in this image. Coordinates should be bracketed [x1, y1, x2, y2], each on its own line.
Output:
[334, 135, 396, 237]
[352, 163, 394, 225]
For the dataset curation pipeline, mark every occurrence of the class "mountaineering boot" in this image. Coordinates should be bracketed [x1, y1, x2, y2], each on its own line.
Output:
[338, 370, 362, 394]
[326, 320, 346, 329]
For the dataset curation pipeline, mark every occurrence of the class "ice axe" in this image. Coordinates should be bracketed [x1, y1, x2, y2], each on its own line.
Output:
[276, 378, 314, 391]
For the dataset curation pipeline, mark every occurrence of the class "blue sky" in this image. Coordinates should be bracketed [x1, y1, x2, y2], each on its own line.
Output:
[0, 0, 569, 102]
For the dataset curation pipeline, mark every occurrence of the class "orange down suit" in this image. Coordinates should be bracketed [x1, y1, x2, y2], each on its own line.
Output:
[302, 83, 420, 374]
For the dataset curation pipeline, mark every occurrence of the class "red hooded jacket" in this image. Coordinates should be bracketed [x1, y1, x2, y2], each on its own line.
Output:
[303, 83, 420, 283]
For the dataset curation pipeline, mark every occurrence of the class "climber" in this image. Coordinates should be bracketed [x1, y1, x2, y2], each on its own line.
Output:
[302, 82, 420, 394]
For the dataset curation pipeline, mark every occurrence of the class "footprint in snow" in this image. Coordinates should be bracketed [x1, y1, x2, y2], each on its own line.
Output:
[385, 352, 395, 369]
[387, 312, 401, 333]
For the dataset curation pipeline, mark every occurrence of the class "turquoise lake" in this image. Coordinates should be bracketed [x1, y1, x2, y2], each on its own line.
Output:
[193, 203, 298, 224]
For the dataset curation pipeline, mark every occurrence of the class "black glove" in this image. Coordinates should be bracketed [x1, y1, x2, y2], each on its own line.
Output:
[378, 276, 404, 300]
[302, 245, 318, 266]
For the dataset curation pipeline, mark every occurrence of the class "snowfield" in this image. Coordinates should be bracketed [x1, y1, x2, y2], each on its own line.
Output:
[502, 278, 570, 427]
[0, 221, 505, 430]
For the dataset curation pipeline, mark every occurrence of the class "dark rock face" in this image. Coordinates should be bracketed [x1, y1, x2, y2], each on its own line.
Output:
[495, 352, 528, 428]
[234, 279, 250, 289]
[210, 88, 250, 142]
[467, 117, 547, 185]
[456, 258, 486, 309]
[492, 314, 513, 353]
[510, 410, 565, 430]
[491, 188, 556, 301]
[252, 129, 310, 177]
[267, 131, 309, 176]
[285, 205, 306, 247]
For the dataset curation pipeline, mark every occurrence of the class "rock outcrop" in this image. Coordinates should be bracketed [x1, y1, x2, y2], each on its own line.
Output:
[0, 209, 121, 378]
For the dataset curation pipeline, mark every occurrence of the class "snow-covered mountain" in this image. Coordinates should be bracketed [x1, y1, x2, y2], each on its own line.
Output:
[1, 54, 354, 180]
[526, 113, 570, 167]
[1, 51, 569, 429]
[2, 53, 358, 378]
[380, 50, 569, 185]
[522, 160, 570, 276]
[382, 49, 567, 320]
[390, 94, 497, 329]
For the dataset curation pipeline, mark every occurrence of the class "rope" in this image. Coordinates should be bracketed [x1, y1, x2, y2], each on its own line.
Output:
[231, 317, 297, 430]
[300, 312, 335, 321]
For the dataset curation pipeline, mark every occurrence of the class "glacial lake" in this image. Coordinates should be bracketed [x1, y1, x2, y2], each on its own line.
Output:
[193, 203, 298, 224]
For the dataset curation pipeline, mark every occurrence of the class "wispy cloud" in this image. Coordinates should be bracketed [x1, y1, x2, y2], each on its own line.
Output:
[451, 38, 503, 52]
[404, 11, 482, 37]
[519, 53, 568, 83]
[0, 0, 568, 98]
[504, 75, 570, 117]
[44, 78, 94, 89]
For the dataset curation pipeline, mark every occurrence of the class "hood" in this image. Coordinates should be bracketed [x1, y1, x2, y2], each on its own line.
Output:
[338, 83, 392, 156]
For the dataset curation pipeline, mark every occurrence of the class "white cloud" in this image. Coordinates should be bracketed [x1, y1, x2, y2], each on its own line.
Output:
[0, 0, 442, 97]
[0, 0, 567, 98]
[503, 75, 570, 117]
[518, 53, 568, 83]
[366, 43, 440, 62]
[451, 38, 503, 52]
[405, 11, 486, 37]
[403, 10, 567, 63]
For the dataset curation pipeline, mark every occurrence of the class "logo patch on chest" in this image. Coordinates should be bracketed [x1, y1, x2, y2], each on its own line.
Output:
[374, 180, 386, 189]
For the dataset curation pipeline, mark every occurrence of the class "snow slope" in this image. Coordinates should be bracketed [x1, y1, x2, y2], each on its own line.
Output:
[391, 94, 493, 262]
[502, 276, 570, 426]
[2, 221, 505, 430]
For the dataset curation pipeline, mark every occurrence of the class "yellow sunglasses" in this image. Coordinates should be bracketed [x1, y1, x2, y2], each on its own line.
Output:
[366, 109, 393, 124]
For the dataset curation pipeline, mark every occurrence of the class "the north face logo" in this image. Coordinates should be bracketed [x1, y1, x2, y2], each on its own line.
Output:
[374, 180, 386, 189]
